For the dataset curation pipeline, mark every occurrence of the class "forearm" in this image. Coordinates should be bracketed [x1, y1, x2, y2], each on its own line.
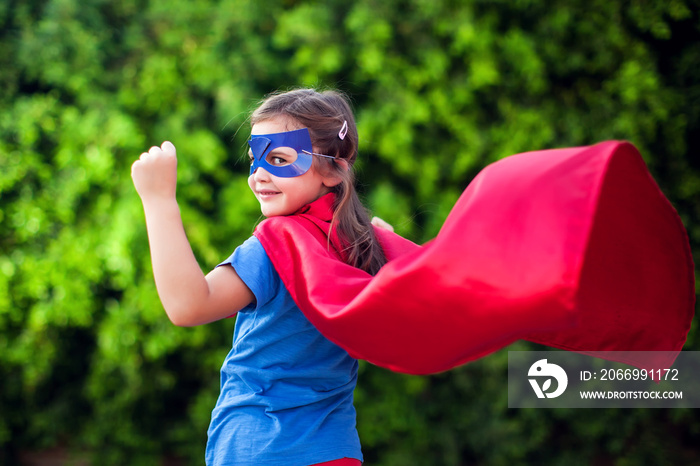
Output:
[141, 197, 210, 324]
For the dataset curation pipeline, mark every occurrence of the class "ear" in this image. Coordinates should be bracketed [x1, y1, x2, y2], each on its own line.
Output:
[323, 174, 343, 188]
[334, 158, 350, 171]
[321, 159, 349, 188]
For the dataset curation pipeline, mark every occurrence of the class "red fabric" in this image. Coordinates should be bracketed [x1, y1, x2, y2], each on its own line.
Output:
[254, 141, 695, 374]
[311, 458, 362, 466]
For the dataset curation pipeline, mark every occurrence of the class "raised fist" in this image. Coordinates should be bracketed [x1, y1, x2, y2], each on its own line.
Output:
[131, 141, 178, 201]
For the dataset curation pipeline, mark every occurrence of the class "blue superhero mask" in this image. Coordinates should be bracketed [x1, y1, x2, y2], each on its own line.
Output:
[248, 128, 335, 178]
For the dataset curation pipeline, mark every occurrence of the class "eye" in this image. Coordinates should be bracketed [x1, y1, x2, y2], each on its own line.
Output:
[264, 147, 297, 166]
[247, 151, 254, 165]
[266, 151, 293, 166]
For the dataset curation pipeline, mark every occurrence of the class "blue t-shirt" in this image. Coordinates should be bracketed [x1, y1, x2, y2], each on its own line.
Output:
[206, 236, 362, 466]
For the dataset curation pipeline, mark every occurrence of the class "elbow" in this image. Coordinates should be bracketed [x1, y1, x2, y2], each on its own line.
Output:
[164, 304, 202, 327]
[169, 316, 195, 327]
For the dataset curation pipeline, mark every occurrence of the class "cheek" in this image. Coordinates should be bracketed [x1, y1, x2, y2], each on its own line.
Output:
[272, 178, 292, 194]
[247, 175, 255, 192]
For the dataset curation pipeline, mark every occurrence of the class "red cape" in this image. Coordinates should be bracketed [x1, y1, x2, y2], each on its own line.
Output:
[254, 141, 695, 375]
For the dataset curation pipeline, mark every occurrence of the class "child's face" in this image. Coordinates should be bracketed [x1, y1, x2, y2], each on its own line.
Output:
[248, 117, 339, 217]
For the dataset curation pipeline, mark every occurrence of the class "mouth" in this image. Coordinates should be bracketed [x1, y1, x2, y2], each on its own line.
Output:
[257, 190, 281, 199]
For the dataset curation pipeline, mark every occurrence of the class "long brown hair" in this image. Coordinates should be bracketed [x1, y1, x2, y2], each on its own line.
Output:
[251, 88, 387, 275]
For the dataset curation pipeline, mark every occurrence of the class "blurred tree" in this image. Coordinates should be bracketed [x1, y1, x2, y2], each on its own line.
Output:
[0, 0, 697, 464]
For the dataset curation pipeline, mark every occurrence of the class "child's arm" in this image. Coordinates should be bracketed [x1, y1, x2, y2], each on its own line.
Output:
[131, 141, 254, 326]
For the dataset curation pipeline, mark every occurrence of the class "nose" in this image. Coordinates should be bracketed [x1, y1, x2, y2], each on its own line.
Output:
[252, 166, 271, 181]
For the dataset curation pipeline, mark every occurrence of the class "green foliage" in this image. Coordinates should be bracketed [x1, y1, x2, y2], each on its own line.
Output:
[1, 0, 698, 464]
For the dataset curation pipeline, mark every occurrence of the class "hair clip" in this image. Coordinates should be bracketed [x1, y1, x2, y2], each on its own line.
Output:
[338, 120, 348, 140]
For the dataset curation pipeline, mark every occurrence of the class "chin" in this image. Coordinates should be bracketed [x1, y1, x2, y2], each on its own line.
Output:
[260, 205, 287, 217]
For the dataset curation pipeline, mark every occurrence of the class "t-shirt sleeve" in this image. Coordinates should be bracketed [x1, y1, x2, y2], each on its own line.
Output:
[218, 236, 279, 312]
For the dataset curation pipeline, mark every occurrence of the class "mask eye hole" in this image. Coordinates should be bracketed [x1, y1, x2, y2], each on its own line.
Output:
[265, 146, 298, 167]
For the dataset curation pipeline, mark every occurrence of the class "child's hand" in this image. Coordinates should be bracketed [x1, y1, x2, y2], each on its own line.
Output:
[371, 216, 394, 232]
[131, 141, 178, 202]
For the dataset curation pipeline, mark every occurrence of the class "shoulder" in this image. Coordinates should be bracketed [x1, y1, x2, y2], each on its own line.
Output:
[236, 235, 267, 256]
[218, 236, 285, 312]
[256, 215, 307, 232]
[219, 235, 269, 266]
[255, 215, 326, 245]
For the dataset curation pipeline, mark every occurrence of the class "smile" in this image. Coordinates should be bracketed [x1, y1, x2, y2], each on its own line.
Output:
[257, 190, 281, 199]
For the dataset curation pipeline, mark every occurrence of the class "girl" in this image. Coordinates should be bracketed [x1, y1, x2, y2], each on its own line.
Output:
[131, 89, 379, 465]
[133, 88, 694, 463]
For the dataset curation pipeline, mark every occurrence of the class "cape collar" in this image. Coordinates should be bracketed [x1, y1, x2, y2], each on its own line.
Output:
[293, 192, 335, 222]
